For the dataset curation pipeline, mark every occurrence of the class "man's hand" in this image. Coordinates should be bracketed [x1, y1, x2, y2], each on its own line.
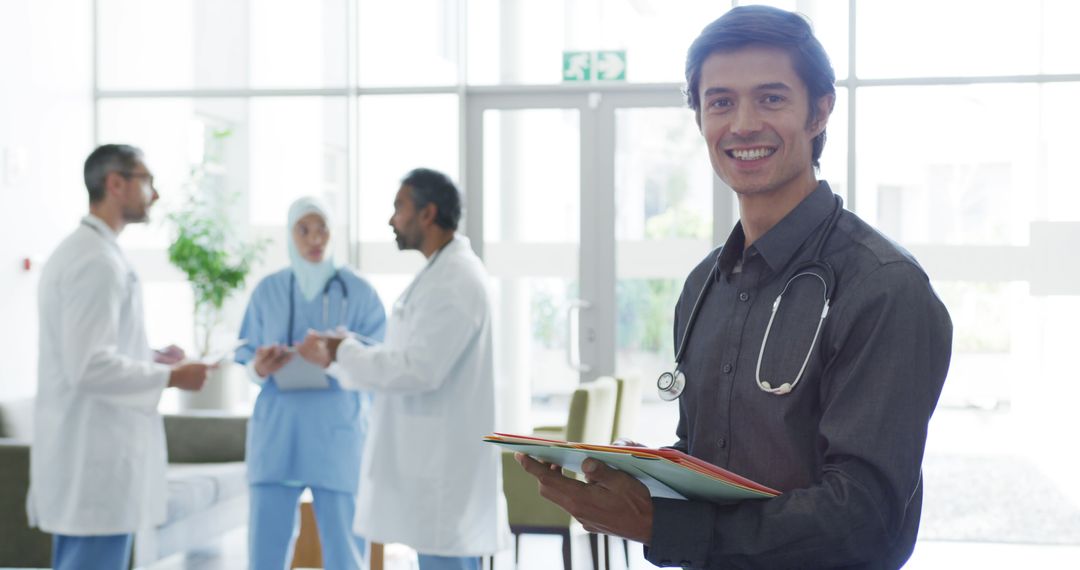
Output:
[296, 331, 344, 369]
[168, 362, 211, 391]
[153, 344, 185, 365]
[253, 344, 292, 377]
[515, 453, 654, 544]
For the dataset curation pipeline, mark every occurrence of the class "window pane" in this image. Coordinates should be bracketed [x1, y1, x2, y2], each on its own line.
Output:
[98, 0, 347, 90]
[855, 85, 1039, 245]
[357, 95, 460, 242]
[484, 109, 579, 243]
[467, 0, 743, 85]
[98, 97, 348, 254]
[857, 0, 1080, 78]
[818, 87, 848, 202]
[358, 0, 459, 86]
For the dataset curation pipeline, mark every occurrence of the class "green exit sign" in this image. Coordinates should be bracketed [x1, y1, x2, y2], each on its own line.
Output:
[562, 50, 627, 82]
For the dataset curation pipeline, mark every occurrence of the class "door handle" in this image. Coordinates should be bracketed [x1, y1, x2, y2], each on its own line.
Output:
[566, 299, 592, 373]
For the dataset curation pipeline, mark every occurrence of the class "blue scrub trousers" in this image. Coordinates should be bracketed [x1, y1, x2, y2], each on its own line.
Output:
[417, 554, 482, 570]
[52, 533, 132, 570]
[249, 483, 367, 570]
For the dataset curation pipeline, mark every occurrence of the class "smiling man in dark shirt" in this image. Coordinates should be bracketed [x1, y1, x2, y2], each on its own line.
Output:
[516, 5, 953, 569]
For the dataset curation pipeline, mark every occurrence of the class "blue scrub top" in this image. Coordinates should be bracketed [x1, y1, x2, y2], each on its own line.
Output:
[235, 267, 386, 493]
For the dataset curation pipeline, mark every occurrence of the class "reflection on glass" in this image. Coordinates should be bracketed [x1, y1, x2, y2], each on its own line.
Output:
[357, 95, 459, 241]
[615, 108, 710, 241]
[856, 85, 1038, 245]
[491, 278, 579, 396]
[98, 0, 348, 90]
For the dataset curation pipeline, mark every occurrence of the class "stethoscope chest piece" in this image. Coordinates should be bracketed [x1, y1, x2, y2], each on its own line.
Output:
[656, 369, 686, 401]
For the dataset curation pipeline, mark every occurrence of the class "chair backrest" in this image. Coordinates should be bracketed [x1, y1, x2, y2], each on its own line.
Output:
[564, 377, 617, 444]
[611, 376, 642, 442]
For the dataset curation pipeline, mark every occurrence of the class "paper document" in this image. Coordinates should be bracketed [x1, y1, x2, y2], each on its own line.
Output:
[273, 351, 330, 390]
[200, 339, 249, 366]
[486, 432, 780, 503]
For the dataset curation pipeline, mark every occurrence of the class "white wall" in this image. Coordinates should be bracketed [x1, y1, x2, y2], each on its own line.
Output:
[0, 0, 93, 399]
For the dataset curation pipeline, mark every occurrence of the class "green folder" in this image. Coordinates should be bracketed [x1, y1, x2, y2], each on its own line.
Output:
[487, 433, 778, 503]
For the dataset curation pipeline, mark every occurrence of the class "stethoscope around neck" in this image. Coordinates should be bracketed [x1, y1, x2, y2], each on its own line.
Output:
[286, 271, 348, 345]
[657, 196, 843, 401]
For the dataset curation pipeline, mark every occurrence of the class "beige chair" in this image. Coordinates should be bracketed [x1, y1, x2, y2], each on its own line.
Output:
[501, 377, 618, 570]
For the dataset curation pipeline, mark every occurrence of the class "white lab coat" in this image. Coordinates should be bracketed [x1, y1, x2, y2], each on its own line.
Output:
[27, 215, 170, 535]
[332, 235, 509, 557]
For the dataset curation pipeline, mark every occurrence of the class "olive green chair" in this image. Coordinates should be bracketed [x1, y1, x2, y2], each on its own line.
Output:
[501, 377, 618, 570]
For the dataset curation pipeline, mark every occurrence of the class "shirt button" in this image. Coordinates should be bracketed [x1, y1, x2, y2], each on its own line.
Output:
[722, 363, 733, 374]
[717, 437, 727, 448]
[738, 291, 749, 302]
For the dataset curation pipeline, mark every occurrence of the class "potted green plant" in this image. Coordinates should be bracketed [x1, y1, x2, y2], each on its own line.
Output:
[166, 128, 267, 408]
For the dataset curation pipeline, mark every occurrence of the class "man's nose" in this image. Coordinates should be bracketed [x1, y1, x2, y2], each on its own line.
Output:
[731, 103, 763, 136]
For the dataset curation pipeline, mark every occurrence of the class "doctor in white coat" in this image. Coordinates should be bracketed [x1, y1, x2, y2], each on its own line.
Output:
[28, 144, 211, 570]
[298, 168, 508, 570]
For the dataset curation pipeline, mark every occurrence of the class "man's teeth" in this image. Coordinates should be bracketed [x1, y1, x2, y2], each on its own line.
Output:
[730, 148, 774, 160]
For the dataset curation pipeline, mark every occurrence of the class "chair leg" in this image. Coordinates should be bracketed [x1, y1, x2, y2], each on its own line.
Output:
[589, 533, 600, 570]
[602, 534, 611, 570]
[622, 537, 629, 568]
[561, 529, 572, 570]
[514, 533, 520, 567]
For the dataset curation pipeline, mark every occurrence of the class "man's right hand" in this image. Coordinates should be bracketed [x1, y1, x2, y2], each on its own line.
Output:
[168, 362, 211, 391]
[253, 345, 293, 378]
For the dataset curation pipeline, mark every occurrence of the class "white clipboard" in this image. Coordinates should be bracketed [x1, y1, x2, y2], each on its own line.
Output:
[271, 348, 330, 390]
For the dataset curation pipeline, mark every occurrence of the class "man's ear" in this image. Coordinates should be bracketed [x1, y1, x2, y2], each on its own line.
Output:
[103, 171, 126, 201]
[418, 202, 438, 226]
[809, 93, 836, 137]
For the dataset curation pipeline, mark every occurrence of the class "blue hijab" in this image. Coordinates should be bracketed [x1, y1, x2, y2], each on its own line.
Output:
[287, 197, 337, 301]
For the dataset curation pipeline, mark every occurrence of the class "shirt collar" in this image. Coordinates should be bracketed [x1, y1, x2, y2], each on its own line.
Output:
[81, 214, 119, 243]
[716, 181, 837, 277]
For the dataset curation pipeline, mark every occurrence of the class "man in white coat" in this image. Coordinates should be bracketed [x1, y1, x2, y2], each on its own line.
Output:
[298, 168, 509, 570]
[28, 144, 211, 570]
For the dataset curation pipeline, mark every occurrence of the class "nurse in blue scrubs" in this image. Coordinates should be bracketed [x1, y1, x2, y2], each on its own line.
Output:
[235, 197, 386, 570]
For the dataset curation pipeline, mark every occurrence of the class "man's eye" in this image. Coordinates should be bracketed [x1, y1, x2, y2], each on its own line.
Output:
[763, 95, 785, 105]
[709, 98, 732, 109]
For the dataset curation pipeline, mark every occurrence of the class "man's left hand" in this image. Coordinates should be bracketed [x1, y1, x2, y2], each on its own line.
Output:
[515, 453, 654, 544]
[153, 344, 185, 365]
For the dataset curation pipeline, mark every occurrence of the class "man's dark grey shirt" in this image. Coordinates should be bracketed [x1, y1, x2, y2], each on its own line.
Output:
[646, 182, 952, 569]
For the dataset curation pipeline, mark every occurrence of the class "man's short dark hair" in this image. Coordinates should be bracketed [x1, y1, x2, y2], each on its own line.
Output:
[401, 168, 462, 231]
[84, 144, 143, 203]
[684, 5, 836, 168]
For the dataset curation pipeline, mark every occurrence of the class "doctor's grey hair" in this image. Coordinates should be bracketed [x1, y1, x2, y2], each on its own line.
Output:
[84, 144, 144, 203]
[401, 168, 462, 231]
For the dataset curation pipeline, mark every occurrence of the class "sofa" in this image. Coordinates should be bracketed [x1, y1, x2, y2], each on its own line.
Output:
[0, 398, 249, 568]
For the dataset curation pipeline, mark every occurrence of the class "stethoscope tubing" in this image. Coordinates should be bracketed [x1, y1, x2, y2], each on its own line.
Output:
[659, 195, 843, 400]
[287, 271, 348, 346]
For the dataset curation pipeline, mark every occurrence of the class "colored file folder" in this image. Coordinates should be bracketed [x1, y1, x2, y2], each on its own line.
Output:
[486, 432, 779, 503]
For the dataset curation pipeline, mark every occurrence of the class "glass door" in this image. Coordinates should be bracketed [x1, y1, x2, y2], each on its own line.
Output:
[465, 86, 727, 436]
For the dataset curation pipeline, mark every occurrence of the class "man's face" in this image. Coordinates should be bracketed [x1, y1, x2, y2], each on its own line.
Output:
[117, 160, 159, 223]
[389, 185, 423, 251]
[698, 46, 832, 200]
